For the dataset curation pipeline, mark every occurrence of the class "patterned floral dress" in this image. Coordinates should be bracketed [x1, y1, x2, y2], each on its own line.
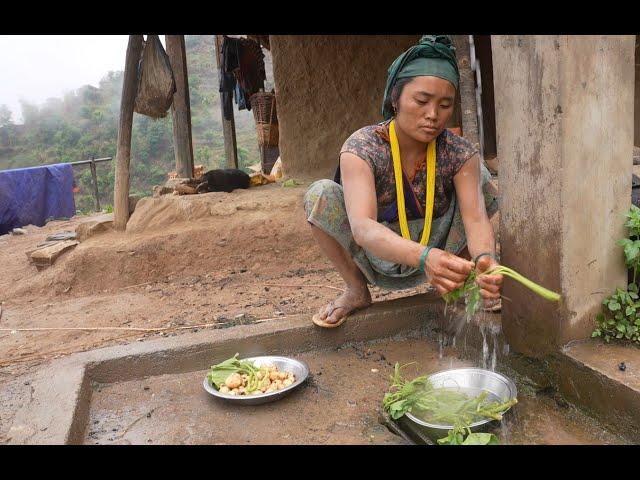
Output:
[304, 120, 498, 290]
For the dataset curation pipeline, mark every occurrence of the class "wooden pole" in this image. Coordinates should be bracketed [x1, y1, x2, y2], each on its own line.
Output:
[452, 35, 480, 150]
[214, 35, 238, 169]
[89, 155, 101, 212]
[114, 35, 143, 231]
[165, 35, 194, 178]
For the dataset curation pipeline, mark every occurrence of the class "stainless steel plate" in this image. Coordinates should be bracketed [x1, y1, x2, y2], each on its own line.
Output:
[405, 367, 517, 431]
[203, 355, 309, 406]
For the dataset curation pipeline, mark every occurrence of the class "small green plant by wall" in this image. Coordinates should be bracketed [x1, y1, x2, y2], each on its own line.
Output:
[593, 205, 640, 344]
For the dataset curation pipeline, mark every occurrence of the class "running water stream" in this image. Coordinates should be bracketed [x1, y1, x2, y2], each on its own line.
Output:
[438, 301, 507, 372]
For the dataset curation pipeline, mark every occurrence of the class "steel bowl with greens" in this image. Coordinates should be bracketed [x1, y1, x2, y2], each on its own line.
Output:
[383, 363, 518, 445]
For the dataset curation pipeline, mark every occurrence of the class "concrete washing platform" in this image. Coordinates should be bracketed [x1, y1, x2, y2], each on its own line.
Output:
[5, 293, 637, 444]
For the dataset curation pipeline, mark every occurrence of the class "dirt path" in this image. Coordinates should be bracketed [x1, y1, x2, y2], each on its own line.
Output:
[0, 184, 433, 442]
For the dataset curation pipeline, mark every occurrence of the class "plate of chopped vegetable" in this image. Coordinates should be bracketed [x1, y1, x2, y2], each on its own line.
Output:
[203, 353, 309, 405]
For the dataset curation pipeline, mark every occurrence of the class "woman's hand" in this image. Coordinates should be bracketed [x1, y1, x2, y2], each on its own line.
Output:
[424, 248, 474, 296]
[475, 255, 503, 305]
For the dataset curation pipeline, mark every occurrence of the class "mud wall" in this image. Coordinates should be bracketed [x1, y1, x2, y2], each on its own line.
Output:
[270, 35, 420, 180]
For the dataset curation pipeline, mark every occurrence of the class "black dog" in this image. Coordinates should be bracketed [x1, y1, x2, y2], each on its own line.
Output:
[196, 169, 251, 193]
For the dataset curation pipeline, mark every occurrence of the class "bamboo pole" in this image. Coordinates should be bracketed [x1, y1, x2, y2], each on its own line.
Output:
[113, 35, 144, 231]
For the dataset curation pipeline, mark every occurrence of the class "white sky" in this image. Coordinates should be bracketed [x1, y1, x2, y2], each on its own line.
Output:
[0, 35, 139, 124]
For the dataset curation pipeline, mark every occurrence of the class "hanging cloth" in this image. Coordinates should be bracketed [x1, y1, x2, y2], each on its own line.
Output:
[219, 36, 239, 120]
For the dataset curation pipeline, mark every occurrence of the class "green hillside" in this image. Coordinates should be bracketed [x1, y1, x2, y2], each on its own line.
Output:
[0, 35, 272, 214]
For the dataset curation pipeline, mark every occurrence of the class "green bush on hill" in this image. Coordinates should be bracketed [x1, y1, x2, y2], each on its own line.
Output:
[0, 35, 267, 215]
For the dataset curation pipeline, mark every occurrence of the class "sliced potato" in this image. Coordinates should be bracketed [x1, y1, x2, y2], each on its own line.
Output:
[225, 373, 243, 389]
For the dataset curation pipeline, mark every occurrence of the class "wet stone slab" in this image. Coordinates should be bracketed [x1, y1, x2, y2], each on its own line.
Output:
[84, 336, 628, 445]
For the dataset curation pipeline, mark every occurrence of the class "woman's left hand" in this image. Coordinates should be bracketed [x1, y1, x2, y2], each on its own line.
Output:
[475, 255, 503, 305]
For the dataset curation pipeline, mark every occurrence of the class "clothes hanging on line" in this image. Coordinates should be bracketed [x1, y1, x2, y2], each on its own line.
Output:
[219, 37, 240, 121]
[246, 35, 270, 51]
[218, 36, 266, 118]
[219, 70, 236, 121]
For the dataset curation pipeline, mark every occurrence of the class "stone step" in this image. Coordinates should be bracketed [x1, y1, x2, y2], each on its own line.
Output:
[558, 340, 640, 442]
[29, 240, 79, 270]
[75, 214, 113, 242]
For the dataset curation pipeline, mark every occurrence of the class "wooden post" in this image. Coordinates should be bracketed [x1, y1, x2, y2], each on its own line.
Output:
[113, 35, 143, 231]
[452, 35, 480, 150]
[214, 35, 238, 169]
[89, 155, 101, 212]
[166, 35, 194, 178]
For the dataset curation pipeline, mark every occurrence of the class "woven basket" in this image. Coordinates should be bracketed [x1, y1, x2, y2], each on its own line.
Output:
[250, 92, 277, 125]
[256, 122, 279, 146]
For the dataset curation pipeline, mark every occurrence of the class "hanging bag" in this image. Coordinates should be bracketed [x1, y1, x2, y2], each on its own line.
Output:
[134, 35, 176, 118]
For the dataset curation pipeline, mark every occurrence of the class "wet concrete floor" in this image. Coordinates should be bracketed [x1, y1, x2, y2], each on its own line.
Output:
[85, 336, 628, 445]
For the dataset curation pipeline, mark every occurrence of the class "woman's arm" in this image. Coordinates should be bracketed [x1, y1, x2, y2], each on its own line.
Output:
[341, 152, 423, 267]
[454, 154, 502, 300]
[341, 152, 473, 294]
[454, 154, 495, 258]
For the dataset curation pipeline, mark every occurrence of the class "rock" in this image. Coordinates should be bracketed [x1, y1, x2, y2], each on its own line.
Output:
[173, 184, 198, 195]
[11, 228, 27, 235]
[46, 231, 76, 242]
[129, 194, 143, 215]
[30, 240, 79, 270]
[75, 214, 114, 242]
[153, 185, 174, 197]
[25, 241, 59, 260]
[164, 177, 195, 189]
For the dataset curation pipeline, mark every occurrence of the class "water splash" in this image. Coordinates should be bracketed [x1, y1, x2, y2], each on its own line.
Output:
[441, 296, 509, 372]
[491, 332, 498, 371]
[480, 323, 489, 369]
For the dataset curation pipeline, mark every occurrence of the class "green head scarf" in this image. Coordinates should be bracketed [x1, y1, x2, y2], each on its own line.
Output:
[382, 35, 459, 120]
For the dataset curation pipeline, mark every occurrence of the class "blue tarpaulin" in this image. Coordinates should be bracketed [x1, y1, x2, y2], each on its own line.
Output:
[0, 163, 76, 235]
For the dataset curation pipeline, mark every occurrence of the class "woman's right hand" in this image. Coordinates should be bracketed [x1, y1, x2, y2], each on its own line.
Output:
[423, 248, 474, 296]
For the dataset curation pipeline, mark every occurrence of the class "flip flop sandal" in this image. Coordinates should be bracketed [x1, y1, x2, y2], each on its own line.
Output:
[312, 301, 355, 329]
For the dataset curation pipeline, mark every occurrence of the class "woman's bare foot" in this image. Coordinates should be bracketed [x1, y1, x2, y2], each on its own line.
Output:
[313, 285, 372, 327]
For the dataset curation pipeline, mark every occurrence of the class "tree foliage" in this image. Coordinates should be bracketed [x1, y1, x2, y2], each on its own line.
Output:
[0, 36, 266, 214]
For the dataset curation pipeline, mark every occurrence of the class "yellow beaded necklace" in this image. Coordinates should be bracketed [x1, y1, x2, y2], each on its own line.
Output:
[389, 119, 436, 246]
